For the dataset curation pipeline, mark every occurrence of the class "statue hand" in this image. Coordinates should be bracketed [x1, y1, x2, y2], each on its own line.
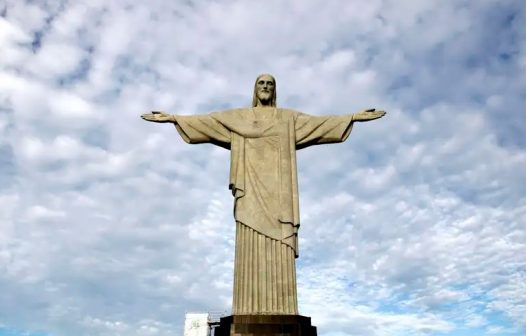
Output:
[141, 111, 174, 123]
[353, 108, 386, 122]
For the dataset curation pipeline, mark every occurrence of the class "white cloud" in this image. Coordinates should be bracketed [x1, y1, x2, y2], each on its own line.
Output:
[27, 42, 86, 80]
[26, 205, 66, 221]
[0, 0, 525, 335]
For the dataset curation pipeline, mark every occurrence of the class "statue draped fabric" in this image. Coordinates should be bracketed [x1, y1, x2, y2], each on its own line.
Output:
[173, 107, 354, 314]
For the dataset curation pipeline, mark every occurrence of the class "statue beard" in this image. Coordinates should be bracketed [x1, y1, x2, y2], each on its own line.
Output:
[257, 91, 272, 104]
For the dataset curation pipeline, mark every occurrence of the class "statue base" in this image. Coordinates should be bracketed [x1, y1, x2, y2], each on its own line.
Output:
[213, 315, 317, 336]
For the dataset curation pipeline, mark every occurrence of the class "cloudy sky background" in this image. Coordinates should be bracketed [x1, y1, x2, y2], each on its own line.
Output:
[1, 0, 525, 335]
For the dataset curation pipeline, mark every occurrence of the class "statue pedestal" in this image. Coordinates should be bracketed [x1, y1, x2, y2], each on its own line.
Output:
[213, 315, 317, 336]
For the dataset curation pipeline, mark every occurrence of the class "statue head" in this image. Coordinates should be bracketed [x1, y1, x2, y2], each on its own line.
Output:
[252, 74, 276, 107]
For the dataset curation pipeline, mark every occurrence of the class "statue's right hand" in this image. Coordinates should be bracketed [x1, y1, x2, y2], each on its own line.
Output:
[141, 111, 174, 123]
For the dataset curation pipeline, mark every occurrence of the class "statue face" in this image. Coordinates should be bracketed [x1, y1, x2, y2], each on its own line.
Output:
[255, 75, 275, 105]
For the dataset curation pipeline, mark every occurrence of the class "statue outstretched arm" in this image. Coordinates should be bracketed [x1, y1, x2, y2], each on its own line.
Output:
[141, 111, 175, 123]
[294, 108, 386, 149]
[141, 111, 231, 148]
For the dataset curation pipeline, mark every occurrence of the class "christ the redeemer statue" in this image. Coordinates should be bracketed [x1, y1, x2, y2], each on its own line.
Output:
[141, 74, 385, 316]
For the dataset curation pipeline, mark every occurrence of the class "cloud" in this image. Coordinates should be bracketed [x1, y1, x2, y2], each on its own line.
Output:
[0, 0, 525, 335]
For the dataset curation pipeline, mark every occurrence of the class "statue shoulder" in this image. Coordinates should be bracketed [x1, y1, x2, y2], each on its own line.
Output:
[210, 108, 250, 123]
[279, 108, 305, 119]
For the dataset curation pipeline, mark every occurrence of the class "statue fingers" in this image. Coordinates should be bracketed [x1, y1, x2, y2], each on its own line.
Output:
[142, 111, 174, 123]
[352, 109, 386, 122]
[371, 110, 386, 119]
[141, 113, 162, 122]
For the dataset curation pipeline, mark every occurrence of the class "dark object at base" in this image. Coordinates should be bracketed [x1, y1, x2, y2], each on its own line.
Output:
[213, 315, 317, 336]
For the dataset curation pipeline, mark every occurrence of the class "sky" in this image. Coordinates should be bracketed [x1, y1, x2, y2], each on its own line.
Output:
[0, 0, 525, 335]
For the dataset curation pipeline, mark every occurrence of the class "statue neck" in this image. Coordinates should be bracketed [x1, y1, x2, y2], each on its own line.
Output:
[255, 98, 274, 107]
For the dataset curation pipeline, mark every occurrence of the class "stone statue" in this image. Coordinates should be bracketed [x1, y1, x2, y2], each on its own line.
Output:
[141, 74, 385, 316]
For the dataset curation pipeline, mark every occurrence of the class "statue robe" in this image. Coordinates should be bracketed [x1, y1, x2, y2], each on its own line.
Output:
[173, 108, 354, 314]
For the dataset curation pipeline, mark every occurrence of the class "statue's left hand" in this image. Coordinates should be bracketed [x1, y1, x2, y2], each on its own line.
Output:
[352, 108, 386, 122]
[141, 111, 174, 123]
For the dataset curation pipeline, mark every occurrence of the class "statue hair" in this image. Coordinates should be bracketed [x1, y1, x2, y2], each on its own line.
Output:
[252, 74, 277, 107]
